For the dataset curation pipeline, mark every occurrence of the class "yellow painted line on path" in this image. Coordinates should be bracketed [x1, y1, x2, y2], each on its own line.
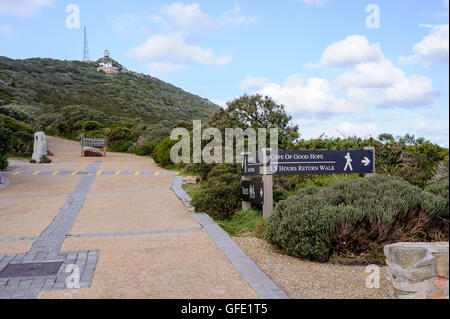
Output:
[115, 171, 121, 176]
[13, 171, 23, 176]
[175, 172, 180, 175]
[32, 171, 40, 176]
[72, 170, 79, 176]
[134, 171, 140, 176]
[52, 171, 59, 176]
[96, 171, 102, 176]
[154, 172, 160, 176]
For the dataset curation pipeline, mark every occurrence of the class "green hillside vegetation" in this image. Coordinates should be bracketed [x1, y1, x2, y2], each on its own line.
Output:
[0, 56, 217, 125]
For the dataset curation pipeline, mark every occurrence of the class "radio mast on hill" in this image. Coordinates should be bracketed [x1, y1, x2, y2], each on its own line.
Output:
[83, 26, 89, 61]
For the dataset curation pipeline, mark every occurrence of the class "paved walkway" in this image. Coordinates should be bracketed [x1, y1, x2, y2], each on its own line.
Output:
[0, 136, 287, 299]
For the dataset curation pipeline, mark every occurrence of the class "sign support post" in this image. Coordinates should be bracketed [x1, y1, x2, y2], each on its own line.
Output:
[363, 146, 376, 178]
[262, 148, 273, 221]
[241, 175, 252, 210]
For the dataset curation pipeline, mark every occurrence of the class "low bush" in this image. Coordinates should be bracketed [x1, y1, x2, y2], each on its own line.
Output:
[426, 156, 449, 207]
[0, 114, 35, 135]
[132, 142, 157, 156]
[152, 137, 179, 167]
[82, 121, 103, 132]
[191, 164, 241, 220]
[108, 140, 133, 153]
[0, 155, 8, 170]
[39, 155, 52, 163]
[11, 131, 34, 156]
[0, 120, 12, 156]
[265, 175, 449, 264]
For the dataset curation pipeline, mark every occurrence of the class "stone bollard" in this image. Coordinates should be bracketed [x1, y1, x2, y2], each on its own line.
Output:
[32, 132, 48, 162]
[384, 242, 449, 299]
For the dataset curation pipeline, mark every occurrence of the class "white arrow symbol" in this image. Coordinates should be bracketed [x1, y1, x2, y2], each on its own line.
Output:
[362, 157, 371, 166]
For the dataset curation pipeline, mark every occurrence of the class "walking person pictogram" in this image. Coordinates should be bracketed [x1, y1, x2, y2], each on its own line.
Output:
[344, 152, 353, 171]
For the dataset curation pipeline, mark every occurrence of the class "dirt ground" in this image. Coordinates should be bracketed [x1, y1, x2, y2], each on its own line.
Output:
[234, 237, 389, 299]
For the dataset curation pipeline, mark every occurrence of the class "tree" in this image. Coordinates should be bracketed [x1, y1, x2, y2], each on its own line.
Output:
[209, 94, 299, 150]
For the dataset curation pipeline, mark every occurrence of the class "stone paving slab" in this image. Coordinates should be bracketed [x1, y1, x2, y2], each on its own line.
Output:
[90, 175, 174, 193]
[0, 241, 35, 255]
[0, 196, 66, 239]
[40, 232, 259, 299]
[69, 191, 201, 235]
[0, 175, 81, 196]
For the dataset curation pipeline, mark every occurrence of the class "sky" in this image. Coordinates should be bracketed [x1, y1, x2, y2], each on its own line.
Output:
[0, 0, 449, 146]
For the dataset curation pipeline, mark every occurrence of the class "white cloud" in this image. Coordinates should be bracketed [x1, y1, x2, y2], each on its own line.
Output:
[398, 54, 430, 68]
[297, 0, 329, 6]
[239, 76, 271, 90]
[324, 36, 440, 109]
[335, 60, 404, 89]
[312, 35, 384, 68]
[128, 32, 231, 76]
[377, 75, 438, 108]
[413, 24, 449, 64]
[160, 2, 213, 30]
[113, 14, 137, 33]
[257, 74, 362, 119]
[221, 3, 257, 26]
[335, 121, 376, 138]
[410, 116, 449, 146]
[0, 0, 53, 17]
[152, 2, 255, 31]
[0, 25, 13, 38]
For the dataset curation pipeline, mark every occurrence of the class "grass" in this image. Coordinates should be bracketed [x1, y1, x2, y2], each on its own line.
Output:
[181, 182, 201, 198]
[7, 153, 31, 161]
[217, 209, 265, 238]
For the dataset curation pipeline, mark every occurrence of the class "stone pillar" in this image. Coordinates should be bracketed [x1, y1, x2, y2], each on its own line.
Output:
[32, 132, 48, 162]
[384, 242, 449, 299]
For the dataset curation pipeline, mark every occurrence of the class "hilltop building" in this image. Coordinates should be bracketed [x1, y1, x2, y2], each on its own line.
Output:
[97, 49, 129, 74]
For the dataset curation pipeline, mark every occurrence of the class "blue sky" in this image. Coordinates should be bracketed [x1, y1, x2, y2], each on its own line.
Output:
[0, 0, 448, 146]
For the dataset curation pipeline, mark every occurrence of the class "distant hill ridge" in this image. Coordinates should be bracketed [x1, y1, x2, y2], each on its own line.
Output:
[0, 56, 218, 124]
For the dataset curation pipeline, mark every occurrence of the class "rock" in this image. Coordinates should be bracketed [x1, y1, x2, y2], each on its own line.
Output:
[435, 255, 449, 279]
[83, 147, 103, 157]
[384, 242, 449, 299]
[32, 132, 48, 162]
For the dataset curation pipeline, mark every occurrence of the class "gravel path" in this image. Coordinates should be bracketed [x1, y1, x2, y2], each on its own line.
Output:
[233, 237, 389, 299]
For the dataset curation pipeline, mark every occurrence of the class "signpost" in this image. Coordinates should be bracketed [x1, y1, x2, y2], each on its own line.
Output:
[81, 136, 107, 157]
[242, 180, 264, 204]
[241, 148, 375, 220]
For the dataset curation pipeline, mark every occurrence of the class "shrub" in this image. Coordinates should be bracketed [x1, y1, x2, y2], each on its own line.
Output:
[426, 156, 449, 206]
[82, 121, 103, 132]
[0, 155, 8, 170]
[152, 137, 179, 167]
[265, 175, 448, 264]
[11, 131, 34, 156]
[191, 164, 242, 220]
[84, 130, 105, 138]
[0, 114, 35, 134]
[0, 105, 34, 124]
[0, 120, 12, 156]
[39, 155, 52, 163]
[108, 140, 133, 153]
[132, 142, 157, 156]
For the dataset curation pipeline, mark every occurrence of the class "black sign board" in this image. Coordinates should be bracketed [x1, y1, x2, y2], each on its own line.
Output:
[242, 180, 264, 204]
[242, 150, 374, 175]
[82, 137, 107, 148]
